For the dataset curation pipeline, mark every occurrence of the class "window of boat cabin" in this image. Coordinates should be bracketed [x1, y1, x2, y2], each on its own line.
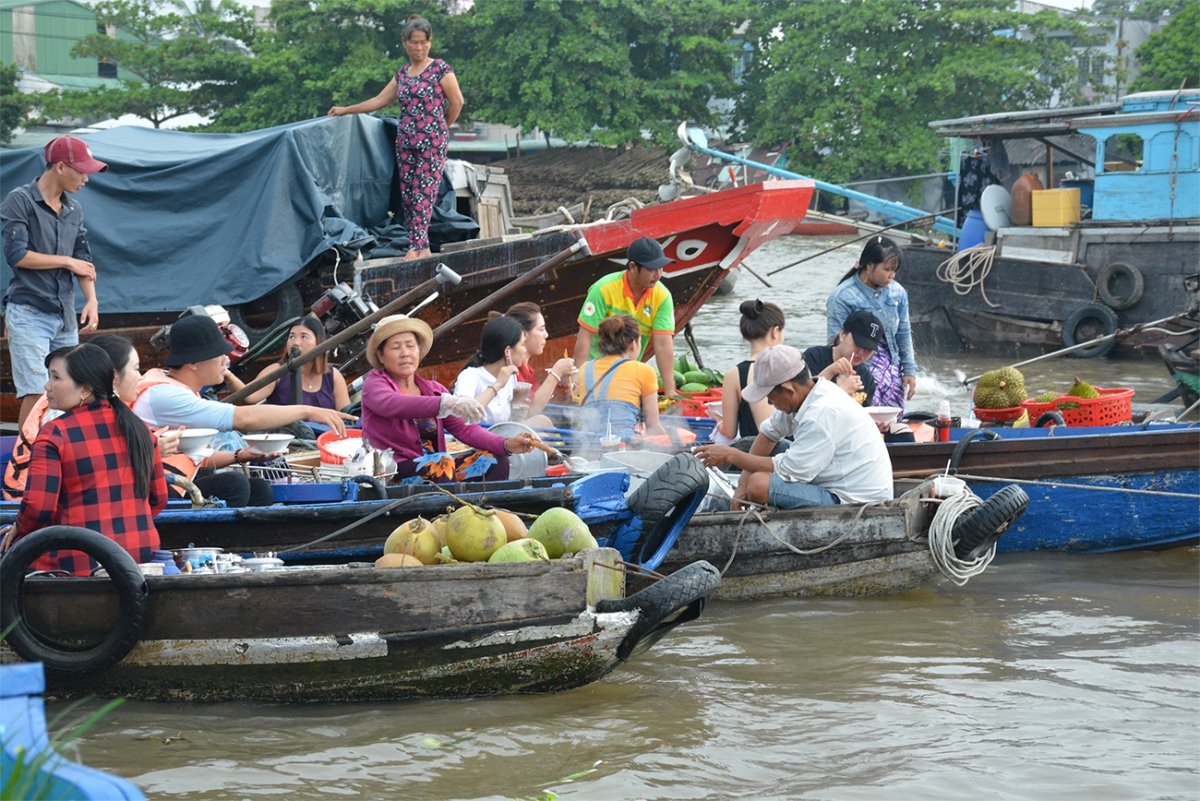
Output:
[1102, 134, 1142, 173]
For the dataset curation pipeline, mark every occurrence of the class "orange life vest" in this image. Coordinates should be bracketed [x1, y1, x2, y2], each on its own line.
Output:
[3, 395, 51, 501]
[133, 370, 206, 482]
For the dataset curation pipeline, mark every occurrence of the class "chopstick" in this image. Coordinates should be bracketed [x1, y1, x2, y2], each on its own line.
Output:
[527, 439, 558, 456]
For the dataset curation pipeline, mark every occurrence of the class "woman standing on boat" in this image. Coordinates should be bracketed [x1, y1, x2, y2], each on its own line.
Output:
[361, 315, 534, 482]
[235, 317, 351, 411]
[13, 343, 168, 575]
[327, 14, 464, 262]
[826, 236, 917, 413]
[713, 300, 786, 442]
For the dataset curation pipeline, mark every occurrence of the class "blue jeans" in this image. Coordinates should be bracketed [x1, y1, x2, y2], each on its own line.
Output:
[768, 473, 838, 509]
[6, 302, 77, 397]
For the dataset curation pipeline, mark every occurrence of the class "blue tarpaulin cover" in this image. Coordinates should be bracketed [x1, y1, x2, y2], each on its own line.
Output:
[0, 115, 477, 314]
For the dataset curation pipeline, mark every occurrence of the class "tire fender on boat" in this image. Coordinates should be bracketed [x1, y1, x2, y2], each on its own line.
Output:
[0, 526, 150, 678]
[625, 453, 709, 570]
[1061, 303, 1119, 358]
[1034, 411, 1066, 428]
[1096, 263, 1144, 311]
[952, 485, 1030, 560]
[948, 428, 1001, 473]
[595, 560, 721, 661]
[226, 283, 305, 346]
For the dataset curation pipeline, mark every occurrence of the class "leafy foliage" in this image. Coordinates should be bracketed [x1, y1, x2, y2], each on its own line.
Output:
[37, 0, 256, 128]
[734, 0, 1098, 183]
[1090, 0, 1194, 21]
[1, 62, 33, 144]
[1130, 2, 1199, 90]
[454, 0, 743, 145]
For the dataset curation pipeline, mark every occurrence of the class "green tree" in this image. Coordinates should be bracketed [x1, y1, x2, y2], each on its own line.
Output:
[454, 0, 743, 146]
[38, 0, 256, 128]
[1, 62, 33, 144]
[205, 0, 453, 132]
[1090, 0, 1193, 21]
[1130, 2, 1199, 90]
[735, 0, 1097, 183]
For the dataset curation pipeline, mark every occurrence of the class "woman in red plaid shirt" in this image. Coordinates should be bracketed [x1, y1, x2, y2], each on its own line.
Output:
[14, 343, 167, 575]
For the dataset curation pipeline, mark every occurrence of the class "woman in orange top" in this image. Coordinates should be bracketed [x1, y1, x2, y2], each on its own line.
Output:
[575, 315, 666, 439]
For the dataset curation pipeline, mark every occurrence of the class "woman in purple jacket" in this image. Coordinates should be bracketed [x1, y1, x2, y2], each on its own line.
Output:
[360, 315, 533, 482]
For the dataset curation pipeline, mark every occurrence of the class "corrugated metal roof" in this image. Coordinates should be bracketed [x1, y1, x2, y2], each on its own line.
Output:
[0, 0, 90, 9]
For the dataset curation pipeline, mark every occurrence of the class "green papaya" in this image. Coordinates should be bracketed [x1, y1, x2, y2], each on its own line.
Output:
[683, 370, 711, 387]
[680, 382, 709, 394]
[673, 370, 686, 388]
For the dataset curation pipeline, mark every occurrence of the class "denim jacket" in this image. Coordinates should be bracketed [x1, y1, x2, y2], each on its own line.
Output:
[826, 276, 917, 376]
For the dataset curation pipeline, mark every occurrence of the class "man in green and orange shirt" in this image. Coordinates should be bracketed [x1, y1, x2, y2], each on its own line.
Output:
[574, 236, 679, 397]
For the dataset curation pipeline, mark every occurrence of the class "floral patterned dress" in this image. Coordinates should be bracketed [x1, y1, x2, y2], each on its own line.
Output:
[394, 58, 454, 253]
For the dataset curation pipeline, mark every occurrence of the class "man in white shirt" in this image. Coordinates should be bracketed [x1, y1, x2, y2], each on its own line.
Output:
[695, 344, 892, 509]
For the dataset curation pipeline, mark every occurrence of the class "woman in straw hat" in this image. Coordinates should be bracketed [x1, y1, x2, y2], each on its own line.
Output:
[361, 315, 534, 482]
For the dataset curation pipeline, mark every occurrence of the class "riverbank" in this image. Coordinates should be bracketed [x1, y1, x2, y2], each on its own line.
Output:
[485, 145, 668, 216]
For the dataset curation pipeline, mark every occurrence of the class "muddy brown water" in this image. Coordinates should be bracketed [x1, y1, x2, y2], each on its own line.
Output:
[56, 236, 1199, 799]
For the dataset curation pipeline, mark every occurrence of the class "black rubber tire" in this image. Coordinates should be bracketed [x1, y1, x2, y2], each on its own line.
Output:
[227, 283, 305, 346]
[952, 485, 1030, 560]
[596, 560, 721, 661]
[1062, 304, 1119, 358]
[626, 453, 710, 566]
[1096, 262, 1144, 311]
[344, 474, 389, 500]
[1035, 411, 1066, 428]
[1, 526, 149, 678]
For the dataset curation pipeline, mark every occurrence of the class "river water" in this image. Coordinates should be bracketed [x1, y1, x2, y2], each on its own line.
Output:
[58, 236, 1199, 800]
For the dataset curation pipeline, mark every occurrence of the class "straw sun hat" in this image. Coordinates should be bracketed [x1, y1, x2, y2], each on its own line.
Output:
[366, 315, 434, 369]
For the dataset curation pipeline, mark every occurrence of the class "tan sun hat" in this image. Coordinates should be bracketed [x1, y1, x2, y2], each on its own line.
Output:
[366, 315, 434, 369]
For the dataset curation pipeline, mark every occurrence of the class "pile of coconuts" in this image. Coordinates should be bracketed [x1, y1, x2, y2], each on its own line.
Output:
[374, 504, 598, 568]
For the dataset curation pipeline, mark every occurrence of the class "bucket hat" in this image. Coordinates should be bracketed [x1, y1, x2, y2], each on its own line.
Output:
[367, 315, 434, 369]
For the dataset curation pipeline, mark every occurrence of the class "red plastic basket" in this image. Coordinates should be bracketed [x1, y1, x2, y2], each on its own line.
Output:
[972, 405, 1027, 424]
[673, 388, 722, 417]
[1021, 387, 1134, 427]
[317, 429, 363, 464]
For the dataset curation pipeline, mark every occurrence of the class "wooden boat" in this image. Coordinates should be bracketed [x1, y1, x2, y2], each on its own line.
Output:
[889, 424, 1200, 553]
[0, 178, 815, 415]
[0, 527, 720, 702]
[902, 90, 1200, 359]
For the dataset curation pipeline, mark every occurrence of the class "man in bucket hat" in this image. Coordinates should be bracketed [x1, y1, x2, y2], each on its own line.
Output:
[694, 344, 891, 510]
[131, 315, 356, 507]
[574, 236, 680, 397]
[3, 136, 110, 427]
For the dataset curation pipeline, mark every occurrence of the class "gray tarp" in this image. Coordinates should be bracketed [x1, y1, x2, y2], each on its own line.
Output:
[0, 114, 476, 314]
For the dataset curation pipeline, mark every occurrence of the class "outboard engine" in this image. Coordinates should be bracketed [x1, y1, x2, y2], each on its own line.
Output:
[309, 283, 378, 336]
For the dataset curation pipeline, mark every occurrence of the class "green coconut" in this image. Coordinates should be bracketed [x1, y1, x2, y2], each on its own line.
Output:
[445, 505, 506, 562]
[488, 538, 550, 563]
[384, 517, 440, 564]
[529, 507, 598, 559]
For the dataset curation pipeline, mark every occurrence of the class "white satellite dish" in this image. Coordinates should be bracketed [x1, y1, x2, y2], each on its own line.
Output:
[980, 184, 1012, 230]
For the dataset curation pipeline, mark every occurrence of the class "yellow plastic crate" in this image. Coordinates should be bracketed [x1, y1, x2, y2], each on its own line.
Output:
[1032, 188, 1080, 227]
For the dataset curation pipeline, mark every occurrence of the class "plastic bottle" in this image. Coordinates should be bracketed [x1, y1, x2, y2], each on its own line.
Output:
[936, 400, 952, 443]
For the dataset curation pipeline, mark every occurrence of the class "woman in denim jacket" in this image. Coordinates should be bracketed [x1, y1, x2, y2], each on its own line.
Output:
[826, 236, 917, 412]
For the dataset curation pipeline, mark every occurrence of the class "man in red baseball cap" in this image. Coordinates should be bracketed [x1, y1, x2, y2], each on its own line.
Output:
[3, 136, 109, 427]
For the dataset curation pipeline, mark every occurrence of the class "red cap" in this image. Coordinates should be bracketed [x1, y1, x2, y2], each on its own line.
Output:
[43, 136, 108, 174]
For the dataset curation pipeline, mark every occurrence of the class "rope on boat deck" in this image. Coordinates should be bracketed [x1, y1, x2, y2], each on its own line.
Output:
[722, 501, 888, 576]
[952, 474, 1200, 499]
[278, 496, 424, 553]
[927, 491, 995, 586]
[590, 559, 667, 582]
[936, 246, 1000, 308]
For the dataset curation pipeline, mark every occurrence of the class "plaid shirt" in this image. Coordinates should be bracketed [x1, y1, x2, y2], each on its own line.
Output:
[14, 401, 167, 575]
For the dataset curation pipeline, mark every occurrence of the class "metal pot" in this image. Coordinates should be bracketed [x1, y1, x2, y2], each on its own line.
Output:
[172, 546, 224, 571]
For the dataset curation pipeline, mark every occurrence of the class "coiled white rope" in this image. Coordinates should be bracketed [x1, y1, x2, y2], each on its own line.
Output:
[936, 246, 1000, 308]
[926, 491, 995, 586]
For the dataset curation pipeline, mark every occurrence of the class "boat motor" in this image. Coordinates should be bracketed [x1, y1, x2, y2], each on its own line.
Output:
[309, 282, 378, 336]
[148, 305, 249, 364]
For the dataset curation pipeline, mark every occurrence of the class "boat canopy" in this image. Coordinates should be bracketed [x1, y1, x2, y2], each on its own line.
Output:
[0, 115, 478, 315]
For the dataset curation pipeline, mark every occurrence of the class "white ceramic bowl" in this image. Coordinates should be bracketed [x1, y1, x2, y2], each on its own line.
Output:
[243, 433, 295, 454]
[864, 406, 901, 425]
[176, 428, 218, 454]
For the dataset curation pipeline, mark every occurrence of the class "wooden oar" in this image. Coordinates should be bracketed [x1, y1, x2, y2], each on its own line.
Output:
[222, 262, 462, 405]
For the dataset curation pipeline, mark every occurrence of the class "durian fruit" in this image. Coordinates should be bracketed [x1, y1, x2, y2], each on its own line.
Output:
[1032, 391, 1059, 403]
[974, 367, 1027, 409]
[1066, 377, 1100, 399]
